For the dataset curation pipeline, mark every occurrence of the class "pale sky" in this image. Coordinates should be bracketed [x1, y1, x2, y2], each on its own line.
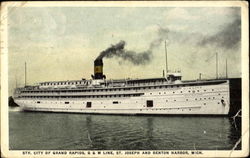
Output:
[8, 6, 241, 95]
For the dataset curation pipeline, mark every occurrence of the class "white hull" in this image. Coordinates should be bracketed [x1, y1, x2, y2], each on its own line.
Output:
[14, 80, 230, 115]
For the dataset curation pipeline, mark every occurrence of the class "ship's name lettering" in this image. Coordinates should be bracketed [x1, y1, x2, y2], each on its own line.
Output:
[22, 151, 31, 155]
[52, 151, 67, 155]
[69, 151, 86, 155]
[33, 151, 43, 155]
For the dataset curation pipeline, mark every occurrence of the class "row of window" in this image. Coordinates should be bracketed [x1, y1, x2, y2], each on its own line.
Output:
[40, 81, 87, 86]
[24, 97, 225, 107]
[21, 87, 217, 94]
[19, 94, 142, 98]
[19, 92, 223, 101]
[150, 89, 217, 95]
[40, 80, 224, 87]
[35, 100, 198, 111]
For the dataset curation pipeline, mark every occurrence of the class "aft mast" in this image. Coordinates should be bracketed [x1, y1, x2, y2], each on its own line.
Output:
[165, 40, 168, 76]
[216, 52, 218, 79]
[226, 58, 228, 78]
[24, 62, 27, 87]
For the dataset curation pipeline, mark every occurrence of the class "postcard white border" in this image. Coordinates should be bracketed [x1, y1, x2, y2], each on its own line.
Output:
[1, 1, 249, 157]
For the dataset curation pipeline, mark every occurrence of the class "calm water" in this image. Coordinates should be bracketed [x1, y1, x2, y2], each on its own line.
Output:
[9, 107, 241, 150]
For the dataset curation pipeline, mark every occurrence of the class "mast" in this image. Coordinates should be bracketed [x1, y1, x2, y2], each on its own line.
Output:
[226, 58, 228, 78]
[15, 74, 17, 88]
[165, 40, 168, 76]
[216, 52, 218, 79]
[25, 62, 27, 86]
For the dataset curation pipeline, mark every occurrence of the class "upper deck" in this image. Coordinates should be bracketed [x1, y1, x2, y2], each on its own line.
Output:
[15, 77, 228, 93]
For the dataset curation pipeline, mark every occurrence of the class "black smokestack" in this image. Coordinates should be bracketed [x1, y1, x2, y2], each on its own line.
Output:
[94, 59, 104, 79]
[95, 27, 170, 65]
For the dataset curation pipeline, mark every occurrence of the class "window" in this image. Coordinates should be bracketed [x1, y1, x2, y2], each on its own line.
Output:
[86, 102, 92, 108]
[147, 100, 153, 107]
[65, 102, 69, 104]
[113, 101, 119, 104]
[37, 101, 40, 104]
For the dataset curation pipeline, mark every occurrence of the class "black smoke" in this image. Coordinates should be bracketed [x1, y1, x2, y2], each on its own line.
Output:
[96, 27, 169, 65]
[96, 40, 152, 65]
[198, 11, 241, 50]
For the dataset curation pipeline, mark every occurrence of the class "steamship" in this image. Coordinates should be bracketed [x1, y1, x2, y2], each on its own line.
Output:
[13, 58, 230, 115]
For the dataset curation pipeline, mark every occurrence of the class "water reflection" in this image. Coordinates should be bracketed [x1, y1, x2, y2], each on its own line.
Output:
[146, 117, 153, 149]
[9, 110, 241, 150]
[228, 117, 242, 150]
